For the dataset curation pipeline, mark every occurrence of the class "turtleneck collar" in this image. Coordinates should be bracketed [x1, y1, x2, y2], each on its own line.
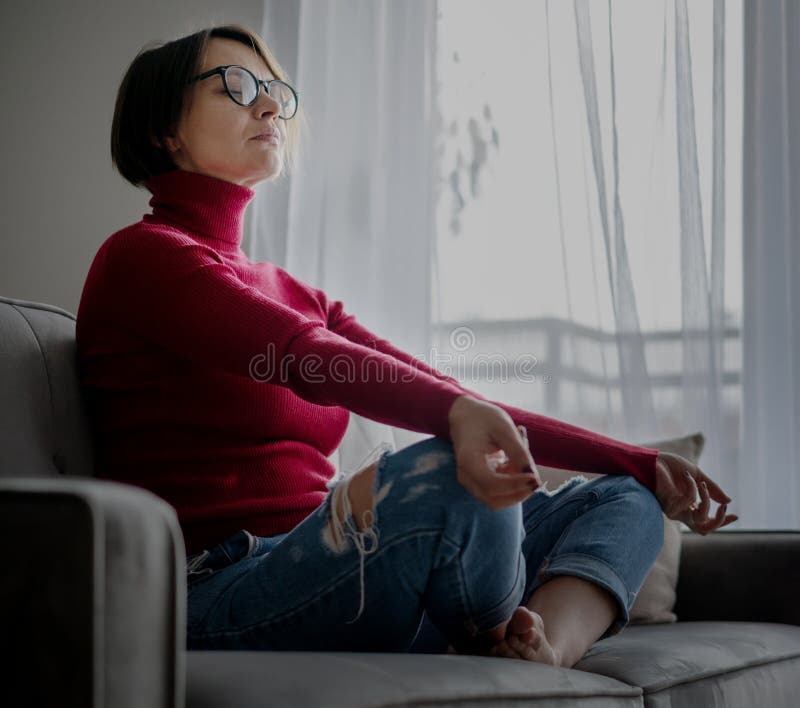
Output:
[142, 169, 256, 255]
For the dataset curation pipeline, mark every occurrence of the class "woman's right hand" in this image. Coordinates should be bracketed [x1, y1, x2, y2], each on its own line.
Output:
[447, 394, 543, 510]
[653, 451, 738, 534]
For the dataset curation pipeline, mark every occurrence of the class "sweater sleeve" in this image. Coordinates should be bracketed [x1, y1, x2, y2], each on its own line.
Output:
[324, 294, 660, 491]
[103, 228, 464, 440]
[323, 296, 465, 388]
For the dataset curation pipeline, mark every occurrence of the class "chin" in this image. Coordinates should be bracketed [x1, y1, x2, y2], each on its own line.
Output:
[261, 161, 285, 182]
[237, 155, 283, 186]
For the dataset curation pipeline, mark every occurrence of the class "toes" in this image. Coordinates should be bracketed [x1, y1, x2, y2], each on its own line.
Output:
[529, 609, 545, 632]
[508, 606, 536, 635]
[511, 626, 541, 652]
[498, 637, 520, 659]
[507, 636, 524, 654]
[508, 636, 536, 661]
[501, 642, 519, 659]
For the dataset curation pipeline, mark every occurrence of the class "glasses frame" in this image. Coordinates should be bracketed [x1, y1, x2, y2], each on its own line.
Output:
[188, 64, 300, 119]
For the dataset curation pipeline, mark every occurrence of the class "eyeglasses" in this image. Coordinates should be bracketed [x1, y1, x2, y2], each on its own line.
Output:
[188, 64, 299, 120]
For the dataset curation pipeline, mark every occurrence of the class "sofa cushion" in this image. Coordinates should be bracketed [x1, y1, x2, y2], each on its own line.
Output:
[186, 650, 644, 708]
[0, 296, 95, 479]
[574, 621, 800, 707]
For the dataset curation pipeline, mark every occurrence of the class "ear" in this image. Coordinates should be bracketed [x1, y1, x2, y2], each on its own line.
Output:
[163, 135, 180, 152]
[150, 134, 179, 152]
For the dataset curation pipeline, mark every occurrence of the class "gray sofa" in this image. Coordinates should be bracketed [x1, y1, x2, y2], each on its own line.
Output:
[2, 293, 800, 708]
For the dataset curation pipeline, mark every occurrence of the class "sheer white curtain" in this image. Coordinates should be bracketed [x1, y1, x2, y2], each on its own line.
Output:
[566, 0, 730, 481]
[740, 0, 800, 529]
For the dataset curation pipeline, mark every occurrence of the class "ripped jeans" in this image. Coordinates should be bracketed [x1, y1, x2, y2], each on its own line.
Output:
[184, 436, 664, 652]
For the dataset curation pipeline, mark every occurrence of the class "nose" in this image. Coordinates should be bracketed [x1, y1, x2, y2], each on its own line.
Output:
[253, 81, 281, 117]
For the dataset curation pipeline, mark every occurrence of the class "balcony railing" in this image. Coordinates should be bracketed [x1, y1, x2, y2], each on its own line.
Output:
[430, 317, 741, 440]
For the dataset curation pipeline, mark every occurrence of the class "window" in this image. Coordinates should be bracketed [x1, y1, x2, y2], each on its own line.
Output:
[431, 0, 742, 451]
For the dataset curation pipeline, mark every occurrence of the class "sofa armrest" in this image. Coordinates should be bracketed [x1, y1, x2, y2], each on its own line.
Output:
[0, 477, 186, 708]
[674, 530, 800, 625]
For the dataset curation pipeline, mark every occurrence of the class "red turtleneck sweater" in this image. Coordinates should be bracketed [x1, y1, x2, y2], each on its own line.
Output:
[76, 168, 659, 555]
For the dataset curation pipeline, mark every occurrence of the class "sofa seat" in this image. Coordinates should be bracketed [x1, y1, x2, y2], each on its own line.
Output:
[575, 621, 800, 707]
[183, 621, 800, 708]
[185, 650, 643, 708]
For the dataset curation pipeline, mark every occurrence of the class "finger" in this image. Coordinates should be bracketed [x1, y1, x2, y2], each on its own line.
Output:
[480, 466, 541, 507]
[492, 474, 542, 503]
[463, 449, 535, 504]
[698, 480, 711, 517]
[487, 459, 542, 494]
[683, 470, 700, 511]
[515, 424, 540, 477]
[695, 470, 732, 505]
[481, 451, 542, 495]
[495, 420, 539, 480]
[711, 502, 728, 528]
[698, 502, 728, 533]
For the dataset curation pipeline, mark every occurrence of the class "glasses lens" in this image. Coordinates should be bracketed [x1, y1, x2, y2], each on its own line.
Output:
[225, 66, 259, 105]
[224, 68, 298, 118]
[267, 80, 298, 119]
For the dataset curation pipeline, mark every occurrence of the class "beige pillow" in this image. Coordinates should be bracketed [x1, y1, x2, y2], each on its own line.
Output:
[535, 432, 706, 625]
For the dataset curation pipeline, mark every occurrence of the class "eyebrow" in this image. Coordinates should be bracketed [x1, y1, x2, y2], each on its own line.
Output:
[240, 65, 275, 82]
[205, 64, 275, 82]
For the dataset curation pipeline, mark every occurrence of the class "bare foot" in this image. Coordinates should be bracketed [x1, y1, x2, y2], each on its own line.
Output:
[448, 606, 560, 666]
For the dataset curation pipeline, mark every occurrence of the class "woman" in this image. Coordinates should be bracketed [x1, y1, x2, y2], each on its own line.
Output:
[77, 23, 737, 665]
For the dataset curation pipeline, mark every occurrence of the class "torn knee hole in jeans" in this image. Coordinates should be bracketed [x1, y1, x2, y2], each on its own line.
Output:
[322, 442, 393, 623]
[402, 449, 451, 478]
[394, 449, 447, 503]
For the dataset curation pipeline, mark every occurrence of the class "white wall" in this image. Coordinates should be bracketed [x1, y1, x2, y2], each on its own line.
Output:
[0, 0, 264, 313]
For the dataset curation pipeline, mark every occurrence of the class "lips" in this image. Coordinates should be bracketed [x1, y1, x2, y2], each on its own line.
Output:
[252, 130, 279, 141]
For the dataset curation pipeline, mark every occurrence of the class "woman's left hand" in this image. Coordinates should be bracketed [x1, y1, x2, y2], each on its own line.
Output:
[652, 451, 738, 534]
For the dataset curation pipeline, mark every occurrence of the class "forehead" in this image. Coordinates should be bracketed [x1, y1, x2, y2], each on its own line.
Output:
[201, 37, 274, 81]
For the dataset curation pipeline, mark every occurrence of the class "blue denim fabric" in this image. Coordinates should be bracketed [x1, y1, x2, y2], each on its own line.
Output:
[185, 436, 664, 652]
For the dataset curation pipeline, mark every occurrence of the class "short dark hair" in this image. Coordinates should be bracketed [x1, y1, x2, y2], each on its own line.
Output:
[111, 23, 306, 188]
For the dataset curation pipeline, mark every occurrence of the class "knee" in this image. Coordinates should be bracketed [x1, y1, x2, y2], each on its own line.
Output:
[402, 436, 459, 475]
[387, 436, 463, 496]
[397, 437, 501, 508]
[421, 438, 524, 538]
[387, 436, 522, 535]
